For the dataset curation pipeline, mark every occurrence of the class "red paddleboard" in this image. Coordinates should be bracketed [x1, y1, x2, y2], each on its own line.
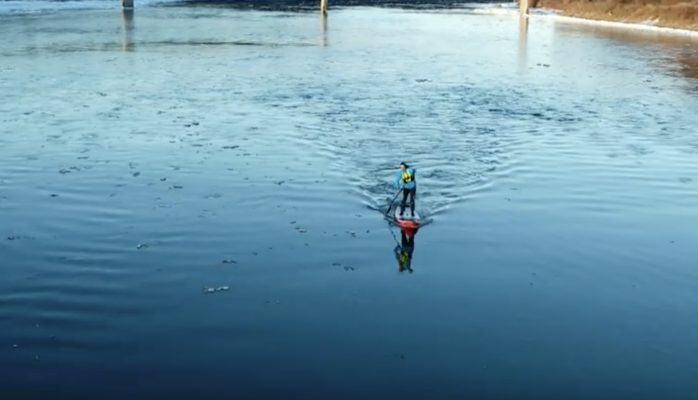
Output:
[394, 207, 420, 229]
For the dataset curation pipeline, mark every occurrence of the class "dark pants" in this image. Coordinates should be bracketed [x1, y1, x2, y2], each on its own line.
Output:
[399, 187, 416, 215]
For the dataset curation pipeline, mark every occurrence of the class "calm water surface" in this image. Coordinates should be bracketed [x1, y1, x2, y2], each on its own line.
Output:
[1, 2, 698, 399]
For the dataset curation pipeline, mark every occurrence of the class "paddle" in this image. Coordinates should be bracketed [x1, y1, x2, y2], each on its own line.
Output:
[386, 187, 403, 215]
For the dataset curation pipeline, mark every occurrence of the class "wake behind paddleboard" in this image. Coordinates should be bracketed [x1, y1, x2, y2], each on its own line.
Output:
[394, 207, 420, 229]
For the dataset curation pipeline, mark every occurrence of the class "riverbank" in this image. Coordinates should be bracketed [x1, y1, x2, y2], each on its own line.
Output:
[535, 0, 698, 32]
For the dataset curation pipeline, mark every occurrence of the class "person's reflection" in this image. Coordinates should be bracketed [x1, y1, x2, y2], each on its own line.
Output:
[394, 227, 418, 273]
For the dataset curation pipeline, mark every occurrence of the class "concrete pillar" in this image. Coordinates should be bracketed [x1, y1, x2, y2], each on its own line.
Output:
[519, 0, 529, 16]
[320, 0, 327, 15]
[122, 0, 134, 9]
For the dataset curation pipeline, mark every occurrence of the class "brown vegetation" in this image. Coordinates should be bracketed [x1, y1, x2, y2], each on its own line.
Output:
[535, 0, 698, 31]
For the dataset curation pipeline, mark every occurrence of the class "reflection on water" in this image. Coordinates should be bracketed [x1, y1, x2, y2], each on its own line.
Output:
[676, 53, 698, 80]
[121, 10, 134, 51]
[518, 14, 528, 74]
[393, 227, 418, 273]
[320, 13, 327, 46]
[554, 20, 698, 87]
[559, 22, 698, 46]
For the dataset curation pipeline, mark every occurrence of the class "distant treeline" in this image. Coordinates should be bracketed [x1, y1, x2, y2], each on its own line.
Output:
[535, 0, 698, 31]
[169, 0, 698, 30]
[169, 0, 505, 11]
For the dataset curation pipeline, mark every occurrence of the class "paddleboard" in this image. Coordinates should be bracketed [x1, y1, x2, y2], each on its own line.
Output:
[394, 207, 420, 229]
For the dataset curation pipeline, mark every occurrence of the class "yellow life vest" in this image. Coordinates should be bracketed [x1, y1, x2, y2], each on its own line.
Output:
[401, 170, 413, 184]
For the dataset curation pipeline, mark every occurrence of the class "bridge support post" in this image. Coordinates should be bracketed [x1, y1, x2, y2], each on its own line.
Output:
[519, 0, 529, 16]
[122, 0, 134, 9]
[320, 0, 327, 15]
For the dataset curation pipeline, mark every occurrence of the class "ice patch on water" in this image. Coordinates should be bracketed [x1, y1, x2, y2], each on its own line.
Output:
[405, 2, 519, 16]
[463, 2, 518, 16]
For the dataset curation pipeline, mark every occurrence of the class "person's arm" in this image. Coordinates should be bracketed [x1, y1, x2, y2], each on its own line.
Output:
[395, 170, 403, 189]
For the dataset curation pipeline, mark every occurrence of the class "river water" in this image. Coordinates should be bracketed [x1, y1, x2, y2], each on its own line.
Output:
[1, 2, 698, 399]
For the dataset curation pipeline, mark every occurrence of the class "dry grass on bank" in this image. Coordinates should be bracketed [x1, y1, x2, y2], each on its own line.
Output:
[535, 0, 698, 31]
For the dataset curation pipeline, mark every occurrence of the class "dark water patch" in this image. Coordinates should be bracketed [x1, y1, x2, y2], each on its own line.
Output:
[1, 40, 318, 57]
[20, 26, 101, 35]
[155, 38, 317, 47]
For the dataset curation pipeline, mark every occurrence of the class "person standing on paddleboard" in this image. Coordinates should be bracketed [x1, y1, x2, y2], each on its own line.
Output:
[395, 162, 416, 217]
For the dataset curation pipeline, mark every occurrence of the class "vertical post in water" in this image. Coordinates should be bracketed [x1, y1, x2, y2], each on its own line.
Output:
[320, 0, 327, 15]
[122, 0, 134, 9]
[519, 0, 529, 16]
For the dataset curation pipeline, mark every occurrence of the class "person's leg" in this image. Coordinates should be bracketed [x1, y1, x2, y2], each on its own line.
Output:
[408, 188, 416, 216]
[399, 189, 408, 215]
